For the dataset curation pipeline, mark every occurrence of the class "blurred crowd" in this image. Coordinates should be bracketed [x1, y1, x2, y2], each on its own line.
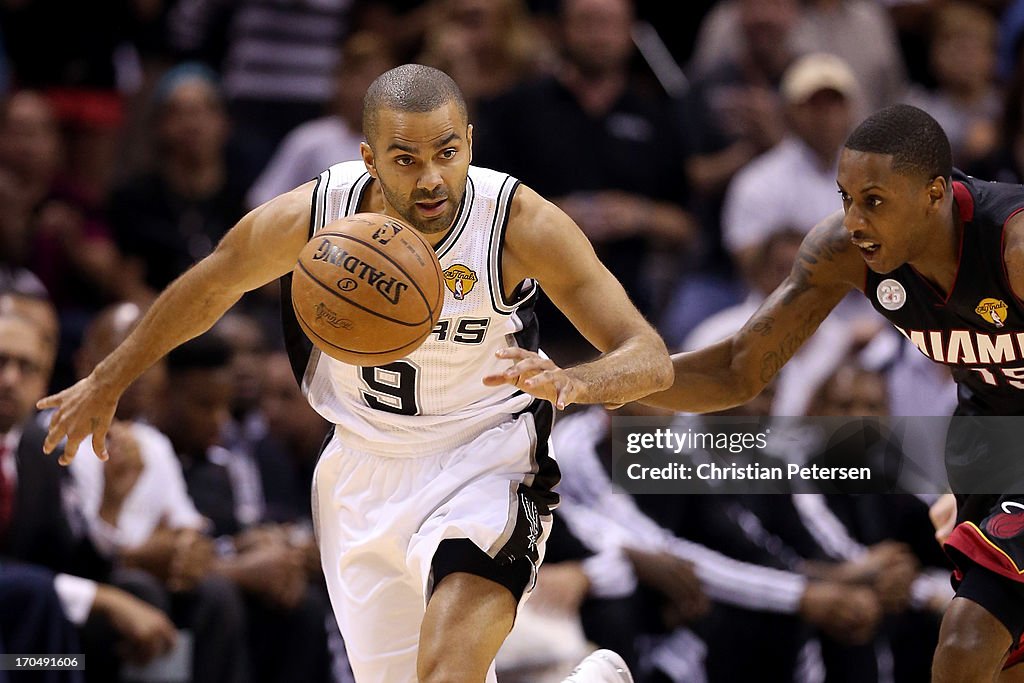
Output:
[1, 0, 1021, 680]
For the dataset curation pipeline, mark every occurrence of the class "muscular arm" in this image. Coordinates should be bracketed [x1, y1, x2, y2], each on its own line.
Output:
[1003, 212, 1024, 300]
[39, 182, 316, 461]
[495, 185, 673, 406]
[644, 211, 865, 413]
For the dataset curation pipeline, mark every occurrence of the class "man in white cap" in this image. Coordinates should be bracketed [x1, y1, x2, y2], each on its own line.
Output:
[722, 52, 861, 277]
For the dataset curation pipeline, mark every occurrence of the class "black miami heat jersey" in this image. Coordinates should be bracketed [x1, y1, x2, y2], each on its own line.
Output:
[865, 170, 1024, 414]
[280, 161, 540, 454]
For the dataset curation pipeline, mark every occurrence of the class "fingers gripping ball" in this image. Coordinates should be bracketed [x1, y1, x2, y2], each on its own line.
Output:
[291, 213, 444, 366]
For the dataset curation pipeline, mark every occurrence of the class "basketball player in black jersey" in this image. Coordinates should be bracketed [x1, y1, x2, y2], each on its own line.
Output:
[493, 104, 1024, 680]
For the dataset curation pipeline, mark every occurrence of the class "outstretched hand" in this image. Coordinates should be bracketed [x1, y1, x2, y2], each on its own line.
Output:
[36, 374, 120, 465]
[482, 348, 580, 409]
[929, 493, 957, 545]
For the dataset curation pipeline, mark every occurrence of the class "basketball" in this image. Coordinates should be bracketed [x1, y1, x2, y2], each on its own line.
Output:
[291, 213, 444, 366]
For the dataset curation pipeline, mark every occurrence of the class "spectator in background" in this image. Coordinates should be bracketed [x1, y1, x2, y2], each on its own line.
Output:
[0, 0, 151, 202]
[551, 402, 892, 683]
[212, 309, 270, 458]
[152, 334, 331, 683]
[968, 63, 1024, 184]
[666, 52, 884, 362]
[416, 0, 555, 117]
[348, 0, 431, 63]
[0, 268, 58, 355]
[719, 52, 859, 276]
[107, 63, 246, 295]
[253, 351, 331, 524]
[687, 0, 799, 80]
[0, 562, 84, 683]
[690, 0, 907, 117]
[904, 1, 1002, 168]
[0, 91, 127, 304]
[999, 0, 1024, 83]
[247, 31, 398, 210]
[210, 309, 316, 532]
[797, 0, 908, 118]
[802, 358, 954, 682]
[0, 90, 133, 390]
[668, 0, 802, 346]
[166, 0, 354, 183]
[0, 310, 180, 682]
[68, 302, 250, 683]
[886, 0, 1004, 88]
[681, 0, 798, 204]
[474, 0, 696, 363]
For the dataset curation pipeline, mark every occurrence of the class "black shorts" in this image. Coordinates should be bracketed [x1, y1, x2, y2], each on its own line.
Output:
[955, 562, 1024, 643]
[943, 412, 1024, 659]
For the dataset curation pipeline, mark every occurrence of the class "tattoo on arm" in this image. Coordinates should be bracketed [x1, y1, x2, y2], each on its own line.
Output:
[758, 308, 827, 383]
[783, 220, 852, 304]
[751, 317, 774, 336]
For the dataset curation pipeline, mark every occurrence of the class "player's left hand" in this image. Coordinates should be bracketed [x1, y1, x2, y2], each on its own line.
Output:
[483, 348, 580, 409]
[929, 493, 957, 545]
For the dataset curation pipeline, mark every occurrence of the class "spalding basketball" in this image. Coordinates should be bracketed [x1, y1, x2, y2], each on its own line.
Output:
[291, 213, 444, 366]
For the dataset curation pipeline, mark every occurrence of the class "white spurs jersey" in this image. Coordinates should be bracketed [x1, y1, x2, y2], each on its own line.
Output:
[282, 161, 540, 455]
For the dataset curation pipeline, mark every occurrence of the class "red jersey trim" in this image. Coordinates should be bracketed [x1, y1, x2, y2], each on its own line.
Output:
[945, 521, 1024, 580]
[953, 181, 974, 222]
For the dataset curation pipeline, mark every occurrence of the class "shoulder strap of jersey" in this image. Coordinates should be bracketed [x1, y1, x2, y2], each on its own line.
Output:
[309, 167, 332, 238]
[486, 174, 529, 314]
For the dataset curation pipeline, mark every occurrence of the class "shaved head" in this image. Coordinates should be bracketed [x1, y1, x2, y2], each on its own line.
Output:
[362, 64, 468, 146]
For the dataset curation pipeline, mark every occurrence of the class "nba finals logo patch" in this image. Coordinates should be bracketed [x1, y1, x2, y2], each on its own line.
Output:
[975, 298, 1009, 328]
[443, 264, 478, 300]
[876, 279, 907, 311]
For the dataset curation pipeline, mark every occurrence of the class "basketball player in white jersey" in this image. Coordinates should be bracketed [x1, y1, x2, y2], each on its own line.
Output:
[37, 64, 669, 682]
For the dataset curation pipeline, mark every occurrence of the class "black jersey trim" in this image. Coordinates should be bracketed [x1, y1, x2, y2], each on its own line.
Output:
[280, 170, 330, 386]
[487, 176, 531, 315]
[311, 166, 327, 236]
[516, 397, 559, 505]
[345, 172, 373, 217]
[307, 171, 325, 238]
[511, 287, 541, 353]
[488, 398, 561, 568]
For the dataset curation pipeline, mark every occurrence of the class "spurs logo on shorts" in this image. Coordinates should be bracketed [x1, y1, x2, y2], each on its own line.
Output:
[521, 493, 541, 552]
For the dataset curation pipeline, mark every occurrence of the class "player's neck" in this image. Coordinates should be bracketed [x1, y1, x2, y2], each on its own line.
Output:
[910, 209, 963, 298]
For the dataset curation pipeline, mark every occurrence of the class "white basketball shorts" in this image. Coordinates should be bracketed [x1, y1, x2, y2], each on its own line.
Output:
[312, 399, 559, 683]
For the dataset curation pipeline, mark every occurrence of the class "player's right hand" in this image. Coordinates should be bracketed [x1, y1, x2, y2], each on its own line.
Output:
[483, 348, 581, 409]
[36, 373, 120, 465]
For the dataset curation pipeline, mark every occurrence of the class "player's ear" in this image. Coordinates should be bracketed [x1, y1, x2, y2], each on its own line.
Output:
[360, 141, 378, 178]
[927, 175, 947, 208]
[466, 123, 473, 163]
